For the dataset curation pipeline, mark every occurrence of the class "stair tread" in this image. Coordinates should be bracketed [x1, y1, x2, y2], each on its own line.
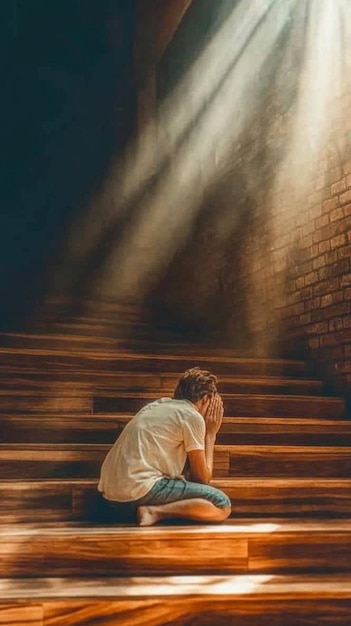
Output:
[0, 345, 306, 364]
[2, 518, 351, 536]
[1, 476, 351, 487]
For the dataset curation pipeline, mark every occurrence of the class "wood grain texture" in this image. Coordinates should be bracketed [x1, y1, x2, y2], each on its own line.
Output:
[4, 441, 339, 480]
[3, 415, 351, 446]
[0, 371, 324, 396]
[0, 603, 43, 625]
[2, 520, 351, 578]
[228, 445, 351, 478]
[2, 477, 351, 523]
[0, 345, 308, 377]
[3, 443, 351, 480]
[0, 445, 229, 479]
[1, 576, 351, 625]
[94, 392, 345, 418]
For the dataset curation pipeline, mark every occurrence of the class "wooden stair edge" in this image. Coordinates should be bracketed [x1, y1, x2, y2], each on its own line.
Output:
[0, 345, 308, 366]
[1, 573, 351, 599]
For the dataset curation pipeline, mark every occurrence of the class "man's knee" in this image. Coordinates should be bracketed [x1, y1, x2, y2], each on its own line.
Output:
[216, 504, 231, 521]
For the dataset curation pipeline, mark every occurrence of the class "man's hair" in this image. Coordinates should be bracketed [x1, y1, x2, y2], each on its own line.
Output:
[173, 367, 218, 403]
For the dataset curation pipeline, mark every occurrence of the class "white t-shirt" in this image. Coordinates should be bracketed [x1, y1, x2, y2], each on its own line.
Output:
[98, 397, 205, 502]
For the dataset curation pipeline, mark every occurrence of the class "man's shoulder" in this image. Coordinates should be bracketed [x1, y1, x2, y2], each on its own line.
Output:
[146, 397, 200, 417]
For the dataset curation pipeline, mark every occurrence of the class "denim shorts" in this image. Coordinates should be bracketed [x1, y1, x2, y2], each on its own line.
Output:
[106, 477, 231, 521]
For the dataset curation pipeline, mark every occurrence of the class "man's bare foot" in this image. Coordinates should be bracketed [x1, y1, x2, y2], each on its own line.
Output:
[137, 506, 160, 526]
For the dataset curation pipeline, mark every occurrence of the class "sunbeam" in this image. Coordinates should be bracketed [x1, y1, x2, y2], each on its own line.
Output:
[45, 0, 351, 346]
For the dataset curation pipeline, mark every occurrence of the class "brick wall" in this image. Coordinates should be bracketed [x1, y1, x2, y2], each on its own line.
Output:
[141, 1, 351, 403]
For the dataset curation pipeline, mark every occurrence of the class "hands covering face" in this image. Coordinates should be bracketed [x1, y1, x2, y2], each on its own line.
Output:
[204, 392, 224, 435]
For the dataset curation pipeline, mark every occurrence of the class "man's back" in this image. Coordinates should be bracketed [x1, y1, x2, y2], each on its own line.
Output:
[98, 397, 205, 502]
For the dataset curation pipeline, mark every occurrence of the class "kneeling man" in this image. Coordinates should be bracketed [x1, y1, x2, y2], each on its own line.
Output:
[98, 367, 231, 526]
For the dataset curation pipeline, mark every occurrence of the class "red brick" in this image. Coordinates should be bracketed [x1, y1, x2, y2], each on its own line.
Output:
[331, 178, 347, 195]
[326, 250, 338, 264]
[312, 255, 325, 270]
[341, 273, 351, 287]
[330, 259, 350, 277]
[305, 297, 321, 312]
[344, 288, 351, 300]
[299, 313, 311, 325]
[330, 207, 345, 222]
[331, 234, 347, 248]
[295, 277, 305, 289]
[343, 317, 351, 328]
[320, 294, 334, 308]
[329, 318, 344, 331]
[308, 337, 320, 349]
[305, 271, 319, 285]
[315, 215, 329, 229]
[300, 261, 314, 275]
[318, 240, 330, 254]
[318, 267, 329, 281]
[327, 301, 350, 317]
[300, 235, 314, 249]
[319, 333, 339, 347]
[340, 189, 351, 205]
[310, 244, 319, 258]
[306, 322, 329, 335]
[299, 287, 313, 300]
[337, 245, 351, 259]
[322, 197, 339, 213]
[336, 216, 351, 234]
[302, 221, 315, 237]
[344, 204, 351, 216]
[313, 277, 340, 296]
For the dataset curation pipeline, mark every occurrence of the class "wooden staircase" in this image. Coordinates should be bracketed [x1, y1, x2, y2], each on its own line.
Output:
[0, 329, 351, 625]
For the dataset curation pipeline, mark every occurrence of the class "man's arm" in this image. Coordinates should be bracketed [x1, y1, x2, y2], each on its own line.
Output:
[187, 394, 223, 484]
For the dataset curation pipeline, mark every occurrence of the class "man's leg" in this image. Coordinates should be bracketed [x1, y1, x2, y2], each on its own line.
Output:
[137, 498, 231, 526]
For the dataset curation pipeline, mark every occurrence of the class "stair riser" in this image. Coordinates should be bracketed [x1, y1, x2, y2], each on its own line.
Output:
[1, 484, 351, 524]
[0, 394, 343, 417]
[0, 375, 323, 396]
[1, 533, 351, 577]
[4, 422, 351, 446]
[0, 352, 307, 377]
[94, 396, 345, 419]
[1, 448, 351, 479]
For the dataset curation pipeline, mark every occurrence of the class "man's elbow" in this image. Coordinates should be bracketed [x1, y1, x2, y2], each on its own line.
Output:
[190, 469, 212, 484]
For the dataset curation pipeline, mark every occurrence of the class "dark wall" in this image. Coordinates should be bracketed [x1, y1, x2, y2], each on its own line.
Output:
[0, 0, 136, 329]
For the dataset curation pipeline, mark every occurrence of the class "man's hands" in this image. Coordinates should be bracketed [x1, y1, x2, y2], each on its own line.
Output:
[188, 393, 224, 484]
[204, 393, 224, 436]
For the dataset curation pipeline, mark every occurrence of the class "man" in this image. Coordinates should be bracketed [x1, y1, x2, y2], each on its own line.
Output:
[98, 367, 231, 525]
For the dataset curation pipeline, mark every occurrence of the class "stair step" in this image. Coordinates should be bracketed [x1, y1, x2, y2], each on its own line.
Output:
[1, 478, 351, 523]
[0, 519, 351, 577]
[0, 347, 308, 377]
[1, 444, 351, 479]
[0, 574, 351, 625]
[0, 391, 342, 416]
[94, 393, 345, 418]
[0, 372, 324, 395]
[3, 415, 351, 445]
